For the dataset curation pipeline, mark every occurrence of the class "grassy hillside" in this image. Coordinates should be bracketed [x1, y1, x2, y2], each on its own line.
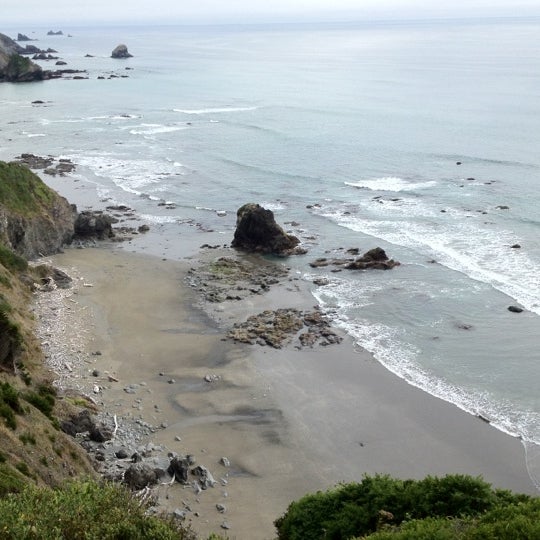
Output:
[0, 162, 57, 216]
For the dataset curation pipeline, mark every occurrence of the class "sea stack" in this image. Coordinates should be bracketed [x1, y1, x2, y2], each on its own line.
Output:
[231, 203, 301, 256]
[111, 44, 133, 58]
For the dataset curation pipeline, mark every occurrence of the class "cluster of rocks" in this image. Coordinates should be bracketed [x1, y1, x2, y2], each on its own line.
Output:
[2, 32, 132, 82]
[187, 256, 288, 303]
[59, 407, 230, 525]
[310, 247, 400, 271]
[14, 153, 76, 176]
[227, 307, 342, 349]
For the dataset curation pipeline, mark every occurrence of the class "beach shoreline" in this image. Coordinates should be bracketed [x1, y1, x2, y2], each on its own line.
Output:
[34, 241, 539, 539]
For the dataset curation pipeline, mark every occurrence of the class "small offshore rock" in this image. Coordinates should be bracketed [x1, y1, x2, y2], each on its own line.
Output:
[216, 503, 227, 513]
[220, 457, 231, 467]
[508, 305, 523, 313]
[111, 44, 133, 58]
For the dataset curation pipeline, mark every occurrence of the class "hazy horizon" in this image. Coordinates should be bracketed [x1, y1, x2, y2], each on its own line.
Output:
[3, 0, 540, 27]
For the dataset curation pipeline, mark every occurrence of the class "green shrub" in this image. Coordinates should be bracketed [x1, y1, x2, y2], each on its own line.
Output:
[0, 463, 26, 497]
[274, 474, 532, 540]
[23, 385, 56, 418]
[18, 432, 36, 446]
[14, 462, 31, 477]
[0, 480, 196, 539]
[0, 382, 22, 429]
[365, 498, 540, 539]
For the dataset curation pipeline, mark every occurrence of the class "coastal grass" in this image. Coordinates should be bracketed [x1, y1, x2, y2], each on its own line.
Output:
[275, 474, 535, 540]
[0, 161, 56, 216]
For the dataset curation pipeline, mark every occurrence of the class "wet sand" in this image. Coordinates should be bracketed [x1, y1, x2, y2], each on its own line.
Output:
[43, 246, 538, 540]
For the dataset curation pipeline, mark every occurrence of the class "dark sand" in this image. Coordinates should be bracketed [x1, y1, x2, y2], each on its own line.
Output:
[43, 246, 539, 540]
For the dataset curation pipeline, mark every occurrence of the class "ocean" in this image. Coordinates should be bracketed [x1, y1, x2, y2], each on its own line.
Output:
[1, 17, 540, 482]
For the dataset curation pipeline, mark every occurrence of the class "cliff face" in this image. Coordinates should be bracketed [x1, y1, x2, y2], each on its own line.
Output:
[0, 162, 75, 259]
[0, 32, 42, 82]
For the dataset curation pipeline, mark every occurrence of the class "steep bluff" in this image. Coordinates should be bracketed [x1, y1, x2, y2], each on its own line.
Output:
[0, 161, 75, 259]
[0, 32, 42, 82]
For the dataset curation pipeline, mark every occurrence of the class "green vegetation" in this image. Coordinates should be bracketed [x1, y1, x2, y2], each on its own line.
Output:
[367, 498, 540, 539]
[0, 382, 23, 430]
[0, 245, 27, 273]
[5, 55, 31, 79]
[274, 474, 536, 540]
[0, 480, 197, 539]
[0, 463, 26, 497]
[23, 384, 56, 419]
[0, 162, 56, 216]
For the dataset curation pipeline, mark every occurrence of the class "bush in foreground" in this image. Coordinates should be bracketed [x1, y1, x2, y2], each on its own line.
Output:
[0, 480, 196, 539]
[274, 474, 534, 540]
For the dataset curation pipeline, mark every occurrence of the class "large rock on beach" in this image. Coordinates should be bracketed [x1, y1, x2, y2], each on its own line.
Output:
[74, 210, 115, 240]
[111, 44, 133, 58]
[124, 463, 159, 490]
[231, 203, 301, 256]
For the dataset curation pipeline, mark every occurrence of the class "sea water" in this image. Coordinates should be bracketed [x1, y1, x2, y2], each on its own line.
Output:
[1, 18, 539, 470]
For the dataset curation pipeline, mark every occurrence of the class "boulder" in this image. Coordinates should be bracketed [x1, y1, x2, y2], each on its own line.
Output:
[124, 463, 159, 490]
[74, 210, 115, 240]
[345, 247, 400, 270]
[111, 44, 133, 59]
[231, 203, 300, 255]
[168, 455, 195, 483]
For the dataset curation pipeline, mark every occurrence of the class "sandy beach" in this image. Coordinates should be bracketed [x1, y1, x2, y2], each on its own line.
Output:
[37, 245, 539, 540]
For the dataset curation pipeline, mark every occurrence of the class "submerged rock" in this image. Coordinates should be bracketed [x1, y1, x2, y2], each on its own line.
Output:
[310, 247, 399, 271]
[231, 203, 301, 256]
[345, 247, 400, 270]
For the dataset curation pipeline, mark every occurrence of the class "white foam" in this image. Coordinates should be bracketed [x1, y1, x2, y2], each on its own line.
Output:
[173, 106, 258, 115]
[66, 153, 180, 196]
[25, 133, 46, 138]
[319, 201, 540, 315]
[138, 214, 182, 224]
[129, 124, 184, 135]
[260, 201, 286, 212]
[312, 279, 540, 444]
[345, 176, 436, 192]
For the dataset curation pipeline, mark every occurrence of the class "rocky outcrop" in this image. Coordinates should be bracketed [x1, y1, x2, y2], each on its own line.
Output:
[0, 32, 43, 82]
[345, 247, 400, 270]
[74, 211, 115, 240]
[0, 161, 76, 259]
[227, 308, 342, 349]
[16, 33, 32, 41]
[231, 203, 301, 256]
[310, 247, 400, 271]
[47, 30, 63, 36]
[111, 44, 133, 59]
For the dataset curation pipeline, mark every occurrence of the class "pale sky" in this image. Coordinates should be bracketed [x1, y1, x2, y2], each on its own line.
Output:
[3, 0, 540, 25]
